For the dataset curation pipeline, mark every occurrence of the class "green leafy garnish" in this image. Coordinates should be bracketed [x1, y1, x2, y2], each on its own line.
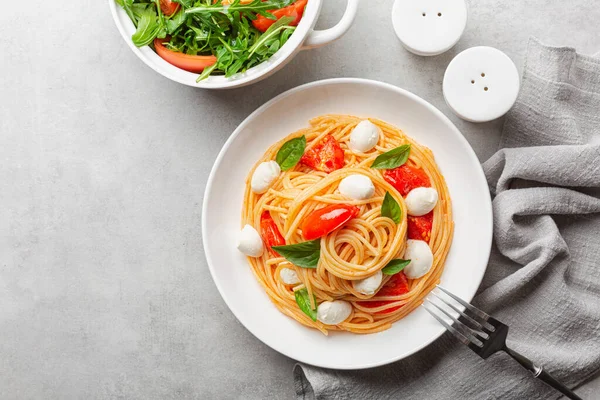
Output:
[371, 144, 411, 169]
[118, 0, 299, 82]
[248, 16, 294, 57]
[295, 288, 317, 321]
[272, 240, 321, 269]
[382, 259, 411, 275]
[276, 135, 306, 171]
[381, 191, 401, 224]
[132, 7, 162, 47]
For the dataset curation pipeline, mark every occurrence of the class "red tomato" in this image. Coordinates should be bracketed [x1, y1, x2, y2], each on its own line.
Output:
[407, 211, 433, 243]
[252, 0, 308, 32]
[383, 164, 431, 197]
[154, 39, 217, 73]
[357, 273, 410, 314]
[159, 0, 180, 16]
[300, 135, 345, 173]
[260, 211, 285, 254]
[301, 204, 360, 240]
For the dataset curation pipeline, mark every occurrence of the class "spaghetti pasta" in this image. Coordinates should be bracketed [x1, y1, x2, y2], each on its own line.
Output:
[242, 115, 453, 334]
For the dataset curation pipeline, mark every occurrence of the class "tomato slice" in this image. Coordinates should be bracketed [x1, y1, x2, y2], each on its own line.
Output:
[260, 211, 285, 254]
[159, 0, 180, 16]
[407, 211, 433, 243]
[252, 0, 308, 32]
[383, 164, 431, 197]
[301, 204, 360, 240]
[300, 135, 345, 173]
[357, 273, 410, 314]
[154, 38, 217, 73]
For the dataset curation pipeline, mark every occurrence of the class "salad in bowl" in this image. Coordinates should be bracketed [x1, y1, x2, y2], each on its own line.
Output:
[116, 0, 308, 82]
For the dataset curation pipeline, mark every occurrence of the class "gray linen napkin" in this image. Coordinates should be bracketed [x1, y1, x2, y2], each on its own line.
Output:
[294, 38, 600, 400]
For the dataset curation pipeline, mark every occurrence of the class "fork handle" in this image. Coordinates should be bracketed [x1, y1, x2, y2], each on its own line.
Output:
[504, 346, 582, 400]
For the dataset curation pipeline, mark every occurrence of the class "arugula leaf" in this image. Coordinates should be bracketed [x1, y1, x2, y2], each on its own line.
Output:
[382, 259, 411, 275]
[131, 7, 161, 47]
[295, 288, 317, 321]
[272, 240, 320, 269]
[186, 0, 294, 19]
[381, 191, 401, 224]
[276, 135, 306, 171]
[248, 16, 294, 56]
[196, 63, 218, 82]
[166, 8, 187, 35]
[371, 144, 411, 170]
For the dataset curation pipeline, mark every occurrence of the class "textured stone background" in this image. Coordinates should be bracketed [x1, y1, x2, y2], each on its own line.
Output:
[1, 1, 599, 398]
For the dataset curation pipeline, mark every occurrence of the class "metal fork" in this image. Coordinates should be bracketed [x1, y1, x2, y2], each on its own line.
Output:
[423, 286, 582, 400]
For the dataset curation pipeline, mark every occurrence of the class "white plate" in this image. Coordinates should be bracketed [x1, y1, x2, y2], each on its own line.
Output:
[202, 78, 492, 369]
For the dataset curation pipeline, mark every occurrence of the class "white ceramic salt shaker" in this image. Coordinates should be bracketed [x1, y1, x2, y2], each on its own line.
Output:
[443, 46, 520, 123]
[392, 0, 467, 56]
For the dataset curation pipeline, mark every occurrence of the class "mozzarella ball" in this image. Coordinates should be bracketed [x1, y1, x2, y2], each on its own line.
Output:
[405, 187, 438, 216]
[236, 225, 264, 257]
[352, 270, 383, 295]
[339, 174, 375, 200]
[349, 120, 381, 152]
[403, 239, 434, 279]
[279, 268, 301, 285]
[251, 161, 281, 194]
[317, 300, 352, 325]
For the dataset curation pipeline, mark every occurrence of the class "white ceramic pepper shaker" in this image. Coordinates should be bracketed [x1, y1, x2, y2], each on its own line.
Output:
[443, 46, 520, 122]
[392, 0, 468, 56]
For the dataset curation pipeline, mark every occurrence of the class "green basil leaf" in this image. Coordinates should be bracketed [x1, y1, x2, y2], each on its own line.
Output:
[371, 144, 411, 170]
[294, 288, 317, 321]
[276, 135, 306, 171]
[272, 240, 320, 269]
[131, 7, 161, 47]
[382, 259, 411, 275]
[381, 191, 401, 224]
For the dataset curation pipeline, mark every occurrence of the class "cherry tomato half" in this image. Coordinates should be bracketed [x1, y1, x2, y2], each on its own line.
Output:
[407, 211, 433, 243]
[357, 272, 410, 314]
[301, 204, 360, 240]
[260, 211, 285, 254]
[383, 164, 431, 197]
[252, 0, 308, 32]
[300, 135, 345, 173]
[159, 0, 180, 16]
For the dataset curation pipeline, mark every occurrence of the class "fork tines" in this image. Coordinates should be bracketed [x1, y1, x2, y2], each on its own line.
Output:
[423, 285, 496, 350]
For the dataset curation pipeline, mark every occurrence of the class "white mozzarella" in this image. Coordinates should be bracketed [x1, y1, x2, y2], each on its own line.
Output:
[279, 268, 301, 285]
[349, 120, 381, 152]
[403, 239, 434, 279]
[236, 225, 264, 257]
[352, 270, 383, 295]
[405, 187, 438, 216]
[339, 174, 375, 200]
[251, 161, 281, 194]
[317, 300, 352, 325]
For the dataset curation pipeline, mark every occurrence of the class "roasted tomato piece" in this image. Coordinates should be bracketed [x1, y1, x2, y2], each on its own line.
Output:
[357, 273, 410, 314]
[383, 164, 431, 197]
[301, 204, 360, 240]
[407, 211, 433, 243]
[300, 135, 345, 173]
[260, 211, 285, 254]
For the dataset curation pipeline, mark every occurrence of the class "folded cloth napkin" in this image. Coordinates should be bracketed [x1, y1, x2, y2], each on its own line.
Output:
[294, 38, 600, 400]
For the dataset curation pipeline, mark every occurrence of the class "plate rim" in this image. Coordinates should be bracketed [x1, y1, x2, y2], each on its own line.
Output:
[201, 77, 493, 369]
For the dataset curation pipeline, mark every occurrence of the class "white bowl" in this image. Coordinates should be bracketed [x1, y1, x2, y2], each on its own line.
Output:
[108, 0, 359, 89]
[202, 78, 493, 369]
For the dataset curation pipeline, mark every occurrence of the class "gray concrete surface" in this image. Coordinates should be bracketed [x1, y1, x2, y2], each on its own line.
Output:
[1, 1, 599, 399]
